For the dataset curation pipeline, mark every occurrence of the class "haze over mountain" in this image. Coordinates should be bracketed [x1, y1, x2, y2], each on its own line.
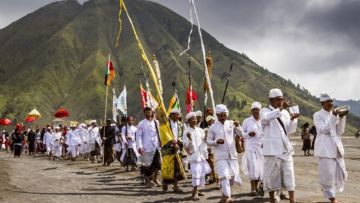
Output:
[0, 0, 358, 133]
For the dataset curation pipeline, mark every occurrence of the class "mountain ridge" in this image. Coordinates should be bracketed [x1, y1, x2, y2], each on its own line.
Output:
[0, 0, 358, 134]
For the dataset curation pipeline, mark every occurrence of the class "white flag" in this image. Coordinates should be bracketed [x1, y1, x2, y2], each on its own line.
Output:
[117, 86, 127, 116]
[149, 92, 159, 110]
[152, 57, 163, 96]
[112, 88, 118, 122]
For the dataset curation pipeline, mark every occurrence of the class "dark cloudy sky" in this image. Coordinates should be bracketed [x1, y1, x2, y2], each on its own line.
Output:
[1, 0, 359, 100]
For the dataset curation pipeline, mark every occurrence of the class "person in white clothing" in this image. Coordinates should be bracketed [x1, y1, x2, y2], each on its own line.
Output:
[121, 116, 138, 171]
[183, 112, 211, 201]
[52, 127, 63, 159]
[260, 88, 299, 203]
[66, 123, 82, 161]
[313, 93, 348, 203]
[114, 127, 123, 165]
[43, 127, 53, 157]
[136, 107, 161, 187]
[169, 108, 187, 175]
[78, 123, 89, 158]
[88, 121, 101, 163]
[207, 104, 242, 203]
[241, 101, 264, 196]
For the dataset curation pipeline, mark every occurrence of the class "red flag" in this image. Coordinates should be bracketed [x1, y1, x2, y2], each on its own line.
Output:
[104, 56, 115, 86]
[140, 83, 147, 109]
[186, 85, 198, 113]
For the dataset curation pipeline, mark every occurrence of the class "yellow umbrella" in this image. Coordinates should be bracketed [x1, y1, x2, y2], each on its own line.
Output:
[28, 109, 41, 119]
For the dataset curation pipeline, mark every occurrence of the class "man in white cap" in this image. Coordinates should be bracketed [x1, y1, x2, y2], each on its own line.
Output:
[121, 116, 138, 171]
[52, 127, 63, 160]
[66, 122, 82, 161]
[204, 115, 217, 185]
[313, 93, 348, 203]
[88, 120, 101, 163]
[260, 88, 299, 203]
[76, 123, 88, 158]
[136, 107, 162, 188]
[183, 112, 211, 201]
[169, 109, 184, 141]
[207, 104, 242, 203]
[43, 127, 53, 158]
[242, 101, 264, 196]
[169, 108, 188, 173]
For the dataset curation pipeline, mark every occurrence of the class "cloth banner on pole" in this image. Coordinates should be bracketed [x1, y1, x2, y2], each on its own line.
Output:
[117, 86, 127, 116]
[112, 88, 118, 122]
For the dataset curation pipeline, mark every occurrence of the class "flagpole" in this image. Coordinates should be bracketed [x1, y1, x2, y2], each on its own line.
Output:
[103, 54, 111, 165]
[222, 63, 233, 104]
[188, 59, 193, 112]
[120, 0, 187, 180]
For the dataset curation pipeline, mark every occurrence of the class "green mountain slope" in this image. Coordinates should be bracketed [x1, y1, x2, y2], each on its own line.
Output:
[0, 0, 358, 134]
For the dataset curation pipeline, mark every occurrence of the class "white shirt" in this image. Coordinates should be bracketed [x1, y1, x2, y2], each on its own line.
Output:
[114, 134, 122, 152]
[313, 109, 346, 158]
[66, 129, 82, 146]
[183, 126, 208, 162]
[242, 116, 263, 152]
[136, 118, 160, 152]
[170, 120, 179, 140]
[260, 105, 297, 156]
[121, 125, 138, 149]
[89, 126, 101, 145]
[78, 127, 89, 144]
[206, 120, 238, 160]
[52, 132, 62, 147]
[43, 131, 52, 146]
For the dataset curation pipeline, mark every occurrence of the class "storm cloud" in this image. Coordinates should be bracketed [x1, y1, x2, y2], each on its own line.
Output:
[151, 0, 360, 100]
[1, 0, 359, 100]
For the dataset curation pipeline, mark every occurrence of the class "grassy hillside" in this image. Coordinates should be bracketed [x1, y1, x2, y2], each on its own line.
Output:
[0, 0, 358, 135]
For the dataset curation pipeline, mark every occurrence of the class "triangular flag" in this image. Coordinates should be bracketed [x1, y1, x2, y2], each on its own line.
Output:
[167, 91, 181, 116]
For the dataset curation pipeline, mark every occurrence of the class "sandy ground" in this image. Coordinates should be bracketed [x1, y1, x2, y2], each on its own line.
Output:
[0, 137, 360, 203]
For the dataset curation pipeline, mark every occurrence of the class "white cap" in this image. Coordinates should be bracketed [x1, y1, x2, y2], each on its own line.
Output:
[320, 93, 333, 102]
[170, 108, 180, 114]
[251, 101, 262, 110]
[269, 88, 283, 98]
[185, 112, 197, 122]
[215, 104, 229, 114]
[91, 120, 97, 124]
[206, 115, 215, 122]
[195, 110, 202, 117]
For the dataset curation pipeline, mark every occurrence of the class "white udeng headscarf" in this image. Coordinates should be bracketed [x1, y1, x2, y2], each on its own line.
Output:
[269, 88, 283, 98]
[185, 112, 197, 122]
[215, 104, 229, 114]
[320, 93, 332, 102]
[251, 101, 262, 110]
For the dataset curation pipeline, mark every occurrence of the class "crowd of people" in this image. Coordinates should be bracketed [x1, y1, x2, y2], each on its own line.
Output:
[0, 89, 349, 203]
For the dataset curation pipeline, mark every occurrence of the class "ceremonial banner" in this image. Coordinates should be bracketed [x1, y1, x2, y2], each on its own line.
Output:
[104, 55, 115, 86]
[152, 55, 163, 96]
[116, 0, 187, 180]
[186, 85, 198, 113]
[112, 89, 118, 121]
[117, 86, 127, 116]
[167, 92, 181, 116]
